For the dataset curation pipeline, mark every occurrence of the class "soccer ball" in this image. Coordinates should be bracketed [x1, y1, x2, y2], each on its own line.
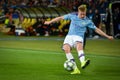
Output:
[64, 60, 74, 71]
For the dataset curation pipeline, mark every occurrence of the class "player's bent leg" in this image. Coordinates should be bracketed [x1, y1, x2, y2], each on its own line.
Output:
[62, 44, 80, 74]
[76, 42, 90, 69]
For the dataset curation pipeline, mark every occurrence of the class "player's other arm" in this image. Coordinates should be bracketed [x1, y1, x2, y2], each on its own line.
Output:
[95, 27, 114, 40]
[44, 16, 64, 25]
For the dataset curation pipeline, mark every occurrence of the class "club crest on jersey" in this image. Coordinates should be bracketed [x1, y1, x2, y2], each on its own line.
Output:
[82, 22, 86, 25]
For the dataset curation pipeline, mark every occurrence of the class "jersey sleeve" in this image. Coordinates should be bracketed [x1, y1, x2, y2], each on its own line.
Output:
[63, 14, 71, 20]
[88, 20, 97, 30]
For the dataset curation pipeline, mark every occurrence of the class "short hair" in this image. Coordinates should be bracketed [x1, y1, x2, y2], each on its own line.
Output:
[78, 5, 87, 12]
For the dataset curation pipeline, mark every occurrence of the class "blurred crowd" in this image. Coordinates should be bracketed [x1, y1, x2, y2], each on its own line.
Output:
[0, 0, 120, 38]
[0, 0, 112, 14]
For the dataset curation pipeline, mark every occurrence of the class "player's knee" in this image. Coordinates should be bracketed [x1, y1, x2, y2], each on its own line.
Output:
[62, 44, 71, 53]
[63, 48, 70, 53]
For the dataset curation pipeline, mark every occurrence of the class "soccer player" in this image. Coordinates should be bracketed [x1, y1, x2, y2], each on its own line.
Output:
[44, 5, 114, 74]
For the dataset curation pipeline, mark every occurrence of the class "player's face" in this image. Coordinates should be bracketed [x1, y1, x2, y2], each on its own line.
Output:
[78, 11, 86, 19]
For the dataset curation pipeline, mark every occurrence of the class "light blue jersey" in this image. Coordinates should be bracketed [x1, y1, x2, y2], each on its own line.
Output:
[63, 12, 97, 38]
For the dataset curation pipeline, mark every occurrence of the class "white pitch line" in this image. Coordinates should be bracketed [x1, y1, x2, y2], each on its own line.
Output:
[0, 47, 120, 59]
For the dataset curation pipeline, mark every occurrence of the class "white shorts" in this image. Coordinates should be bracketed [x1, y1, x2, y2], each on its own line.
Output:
[63, 35, 83, 47]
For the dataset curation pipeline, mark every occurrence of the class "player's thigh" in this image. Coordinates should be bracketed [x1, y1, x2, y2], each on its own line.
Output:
[63, 36, 73, 45]
[73, 35, 83, 43]
[76, 42, 83, 51]
[73, 36, 83, 50]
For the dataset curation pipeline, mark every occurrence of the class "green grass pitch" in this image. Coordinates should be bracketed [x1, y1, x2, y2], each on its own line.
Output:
[0, 34, 120, 80]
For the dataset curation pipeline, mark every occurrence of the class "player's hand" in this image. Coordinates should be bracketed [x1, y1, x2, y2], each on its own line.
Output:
[44, 21, 51, 25]
[107, 36, 114, 40]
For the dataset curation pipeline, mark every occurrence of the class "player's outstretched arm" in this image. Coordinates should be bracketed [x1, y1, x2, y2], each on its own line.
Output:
[95, 27, 114, 40]
[44, 16, 64, 25]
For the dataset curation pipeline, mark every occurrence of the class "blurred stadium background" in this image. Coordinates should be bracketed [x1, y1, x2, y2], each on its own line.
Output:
[0, 0, 120, 38]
